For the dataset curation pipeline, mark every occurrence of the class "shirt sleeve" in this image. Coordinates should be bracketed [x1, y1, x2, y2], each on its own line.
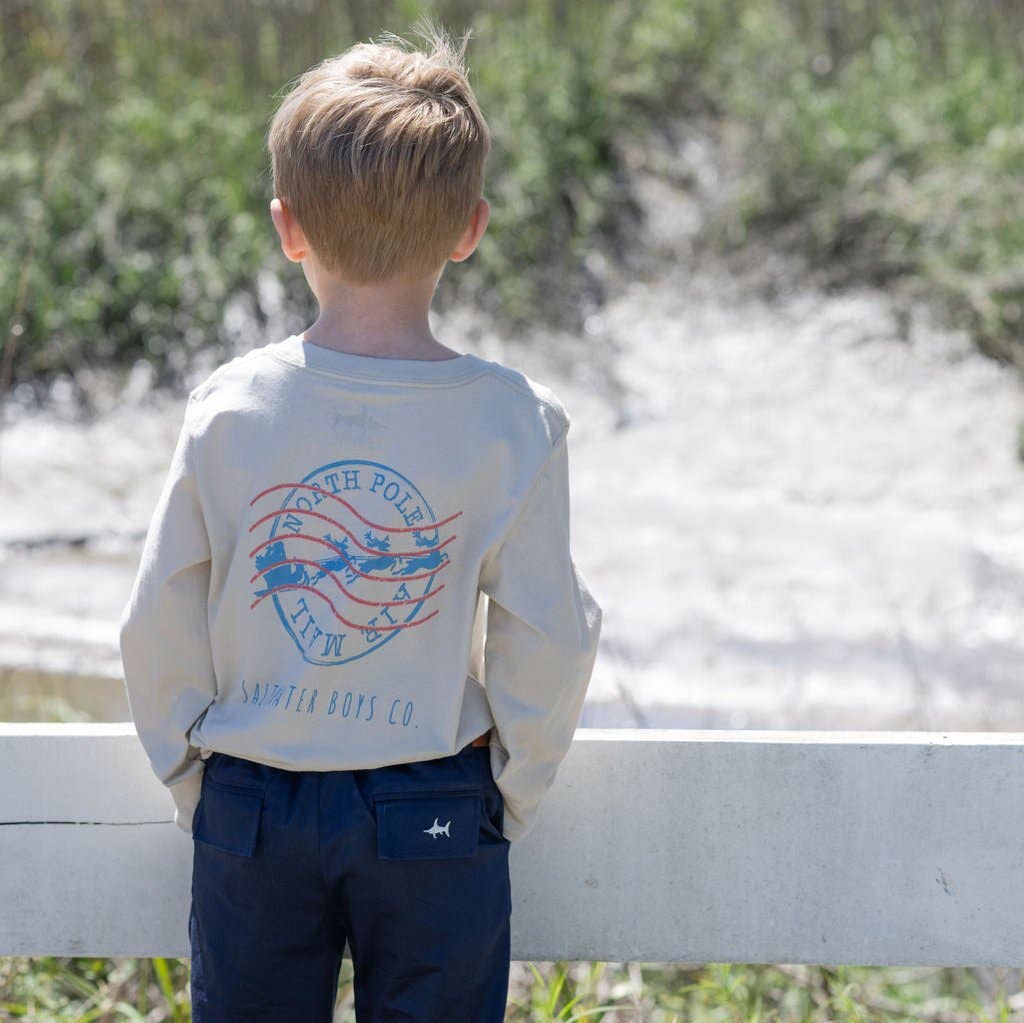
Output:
[479, 421, 603, 843]
[117, 391, 216, 835]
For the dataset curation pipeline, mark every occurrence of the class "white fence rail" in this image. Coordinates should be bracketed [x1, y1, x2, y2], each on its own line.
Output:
[2, 724, 1024, 964]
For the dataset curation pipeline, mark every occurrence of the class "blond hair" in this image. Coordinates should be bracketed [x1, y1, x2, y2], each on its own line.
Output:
[266, 18, 491, 284]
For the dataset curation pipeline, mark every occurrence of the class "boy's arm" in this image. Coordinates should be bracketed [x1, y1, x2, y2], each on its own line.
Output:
[117, 390, 217, 836]
[479, 420, 603, 843]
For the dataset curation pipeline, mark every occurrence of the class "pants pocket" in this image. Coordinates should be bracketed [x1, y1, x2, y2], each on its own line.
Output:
[193, 777, 265, 857]
[373, 788, 482, 860]
[481, 784, 507, 843]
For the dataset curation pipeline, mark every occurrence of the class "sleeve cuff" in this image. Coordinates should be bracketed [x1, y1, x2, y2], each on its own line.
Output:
[501, 806, 537, 844]
[168, 768, 206, 836]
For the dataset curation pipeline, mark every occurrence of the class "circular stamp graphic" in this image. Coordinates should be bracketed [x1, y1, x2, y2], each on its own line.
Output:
[246, 459, 461, 666]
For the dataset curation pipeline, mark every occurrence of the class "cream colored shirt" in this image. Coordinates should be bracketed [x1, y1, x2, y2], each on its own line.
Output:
[118, 333, 603, 843]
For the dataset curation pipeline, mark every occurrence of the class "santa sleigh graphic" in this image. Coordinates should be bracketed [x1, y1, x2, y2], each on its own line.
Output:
[245, 465, 462, 654]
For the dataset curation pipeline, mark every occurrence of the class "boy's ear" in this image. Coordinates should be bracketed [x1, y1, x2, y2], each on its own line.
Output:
[269, 197, 306, 263]
[449, 196, 490, 264]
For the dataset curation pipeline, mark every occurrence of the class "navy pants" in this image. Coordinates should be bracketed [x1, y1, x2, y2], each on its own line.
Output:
[188, 742, 511, 1022]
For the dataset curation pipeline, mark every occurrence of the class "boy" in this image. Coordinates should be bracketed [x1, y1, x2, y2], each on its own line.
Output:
[118, 19, 602, 1023]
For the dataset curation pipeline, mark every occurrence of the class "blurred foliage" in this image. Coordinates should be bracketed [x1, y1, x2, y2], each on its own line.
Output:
[2, 2, 273, 400]
[2, 0, 1024, 403]
[0, 956, 191, 1021]
[0, 0, 717, 404]
[2, 955, 1018, 1021]
[702, 0, 1024, 369]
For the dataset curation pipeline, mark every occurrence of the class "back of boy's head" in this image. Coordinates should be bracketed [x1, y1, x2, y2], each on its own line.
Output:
[266, 18, 490, 284]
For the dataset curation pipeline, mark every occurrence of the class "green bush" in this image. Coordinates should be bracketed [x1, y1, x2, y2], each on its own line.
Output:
[0, 0, 722, 402]
[703, 3, 1024, 367]
[4, 1, 1023, 401]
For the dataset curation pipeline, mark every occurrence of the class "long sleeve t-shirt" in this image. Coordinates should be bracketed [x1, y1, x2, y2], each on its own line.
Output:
[117, 333, 603, 844]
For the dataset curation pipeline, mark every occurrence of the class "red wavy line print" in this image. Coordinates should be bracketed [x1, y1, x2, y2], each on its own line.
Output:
[250, 555, 446, 608]
[250, 482, 463, 533]
[248, 506, 457, 559]
[247, 533, 450, 584]
[249, 582, 439, 632]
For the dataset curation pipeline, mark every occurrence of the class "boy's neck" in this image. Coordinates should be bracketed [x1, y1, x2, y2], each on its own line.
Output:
[301, 323, 461, 362]
[303, 269, 461, 361]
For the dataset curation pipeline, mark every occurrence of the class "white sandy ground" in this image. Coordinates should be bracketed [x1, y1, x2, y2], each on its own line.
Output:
[2, 127, 1024, 730]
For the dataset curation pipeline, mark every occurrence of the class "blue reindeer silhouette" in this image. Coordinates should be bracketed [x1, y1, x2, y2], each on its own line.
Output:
[395, 529, 449, 576]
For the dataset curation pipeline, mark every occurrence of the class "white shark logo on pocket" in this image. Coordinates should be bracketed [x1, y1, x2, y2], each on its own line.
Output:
[423, 817, 451, 839]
